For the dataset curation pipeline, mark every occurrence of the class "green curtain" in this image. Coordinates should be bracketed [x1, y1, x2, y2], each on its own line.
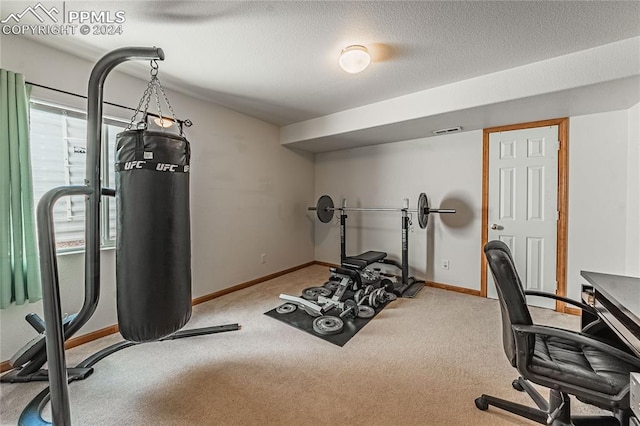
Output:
[0, 69, 41, 308]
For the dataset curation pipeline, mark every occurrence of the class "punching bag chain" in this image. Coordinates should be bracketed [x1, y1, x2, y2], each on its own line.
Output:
[127, 60, 182, 135]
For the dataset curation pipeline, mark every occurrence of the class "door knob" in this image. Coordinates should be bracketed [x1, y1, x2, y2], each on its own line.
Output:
[491, 224, 502, 230]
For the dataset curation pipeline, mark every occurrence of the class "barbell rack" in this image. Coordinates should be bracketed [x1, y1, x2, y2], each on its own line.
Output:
[308, 193, 455, 297]
[308, 192, 455, 229]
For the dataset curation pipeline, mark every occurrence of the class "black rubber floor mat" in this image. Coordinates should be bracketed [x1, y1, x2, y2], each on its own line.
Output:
[264, 298, 389, 347]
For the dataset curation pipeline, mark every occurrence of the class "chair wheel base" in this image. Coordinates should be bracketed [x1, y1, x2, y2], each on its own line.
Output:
[475, 396, 489, 411]
[512, 379, 525, 392]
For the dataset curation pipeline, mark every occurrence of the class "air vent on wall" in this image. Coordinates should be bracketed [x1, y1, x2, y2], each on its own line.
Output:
[433, 126, 462, 136]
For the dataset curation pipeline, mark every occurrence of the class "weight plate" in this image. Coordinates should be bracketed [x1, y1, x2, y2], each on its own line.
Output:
[418, 192, 429, 229]
[316, 195, 335, 223]
[357, 305, 375, 319]
[376, 288, 386, 303]
[276, 303, 297, 314]
[301, 286, 332, 301]
[354, 289, 363, 304]
[323, 280, 339, 291]
[312, 316, 344, 335]
[343, 299, 358, 319]
[364, 285, 374, 296]
[381, 278, 395, 293]
[385, 293, 398, 302]
[369, 292, 379, 308]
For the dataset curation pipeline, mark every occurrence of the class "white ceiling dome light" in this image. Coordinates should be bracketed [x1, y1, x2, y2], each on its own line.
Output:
[339, 45, 371, 74]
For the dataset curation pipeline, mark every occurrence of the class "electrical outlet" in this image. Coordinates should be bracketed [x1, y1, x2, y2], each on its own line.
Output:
[261, 253, 267, 264]
[442, 259, 450, 270]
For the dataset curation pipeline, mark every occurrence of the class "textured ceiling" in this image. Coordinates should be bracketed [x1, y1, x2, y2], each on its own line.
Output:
[2, 1, 640, 126]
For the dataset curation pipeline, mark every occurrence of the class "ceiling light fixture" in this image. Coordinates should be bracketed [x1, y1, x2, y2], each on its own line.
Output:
[339, 45, 371, 74]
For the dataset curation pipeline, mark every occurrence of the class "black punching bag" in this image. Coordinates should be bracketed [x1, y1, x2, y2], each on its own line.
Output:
[115, 129, 192, 342]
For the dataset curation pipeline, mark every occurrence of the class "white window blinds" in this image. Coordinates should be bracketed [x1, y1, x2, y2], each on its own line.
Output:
[29, 102, 125, 250]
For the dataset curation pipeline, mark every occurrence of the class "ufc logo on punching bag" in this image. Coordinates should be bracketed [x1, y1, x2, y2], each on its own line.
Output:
[124, 161, 145, 170]
[156, 163, 178, 172]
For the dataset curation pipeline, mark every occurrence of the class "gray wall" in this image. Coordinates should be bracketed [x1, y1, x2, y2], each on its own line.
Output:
[626, 103, 640, 275]
[314, 130, 483, 289]
[567, 109, 639, 294]
[314, 106, 640, 300]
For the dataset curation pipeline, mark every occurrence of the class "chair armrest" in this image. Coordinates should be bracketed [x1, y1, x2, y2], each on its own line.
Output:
[523, 290, 597, 316]
[512, 324, 640, 368]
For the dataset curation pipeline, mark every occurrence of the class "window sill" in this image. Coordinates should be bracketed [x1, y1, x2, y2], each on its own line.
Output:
[56, 245, 116, 256]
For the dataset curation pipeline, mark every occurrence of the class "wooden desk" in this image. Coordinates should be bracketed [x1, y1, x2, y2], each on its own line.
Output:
[581, 271, 640, 357]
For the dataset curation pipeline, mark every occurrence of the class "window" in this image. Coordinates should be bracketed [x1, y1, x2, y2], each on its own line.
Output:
[29, 101, 127, 251]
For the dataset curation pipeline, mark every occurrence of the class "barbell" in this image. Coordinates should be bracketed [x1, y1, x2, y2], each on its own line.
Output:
[308, 193, 455, 229]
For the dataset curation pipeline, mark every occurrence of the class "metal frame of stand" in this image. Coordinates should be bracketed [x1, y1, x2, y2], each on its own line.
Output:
[337, 199, 424, 297]
[19, 47, 238, 426]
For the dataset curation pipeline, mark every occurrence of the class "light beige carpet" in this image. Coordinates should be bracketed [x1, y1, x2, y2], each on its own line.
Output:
[0, 265, 601, 425]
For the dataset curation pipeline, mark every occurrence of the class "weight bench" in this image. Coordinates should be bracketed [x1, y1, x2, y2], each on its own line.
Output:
[309, 193, 456, 298]
[335, 204, 421, 297]
[341, 250, 387, 270]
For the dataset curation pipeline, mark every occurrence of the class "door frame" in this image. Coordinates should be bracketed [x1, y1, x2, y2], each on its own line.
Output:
[480, 117, 572, 313]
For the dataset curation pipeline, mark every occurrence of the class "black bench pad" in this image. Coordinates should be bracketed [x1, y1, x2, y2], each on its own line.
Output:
[342, 251, 387, 270]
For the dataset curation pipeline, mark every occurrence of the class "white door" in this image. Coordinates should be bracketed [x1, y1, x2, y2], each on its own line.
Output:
[487, 126, 558, 309]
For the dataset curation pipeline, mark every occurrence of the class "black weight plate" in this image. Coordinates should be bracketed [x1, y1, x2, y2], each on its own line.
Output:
[316, 195, 334, 223]
[418, 192, 429, 229]
[276, 303, 297, 314]
[312, 316, 344, 335]
[301, 286, 332, 301]
[381, 278, 395, 293]
[357, 305, 375, 319]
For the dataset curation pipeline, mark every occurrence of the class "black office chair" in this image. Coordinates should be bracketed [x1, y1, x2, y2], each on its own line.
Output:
[476, 240, 640, 426]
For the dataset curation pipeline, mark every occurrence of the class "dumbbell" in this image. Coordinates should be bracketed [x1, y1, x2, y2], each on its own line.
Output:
[354, 286, 396, 308]
[339, 299, 359, 320]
